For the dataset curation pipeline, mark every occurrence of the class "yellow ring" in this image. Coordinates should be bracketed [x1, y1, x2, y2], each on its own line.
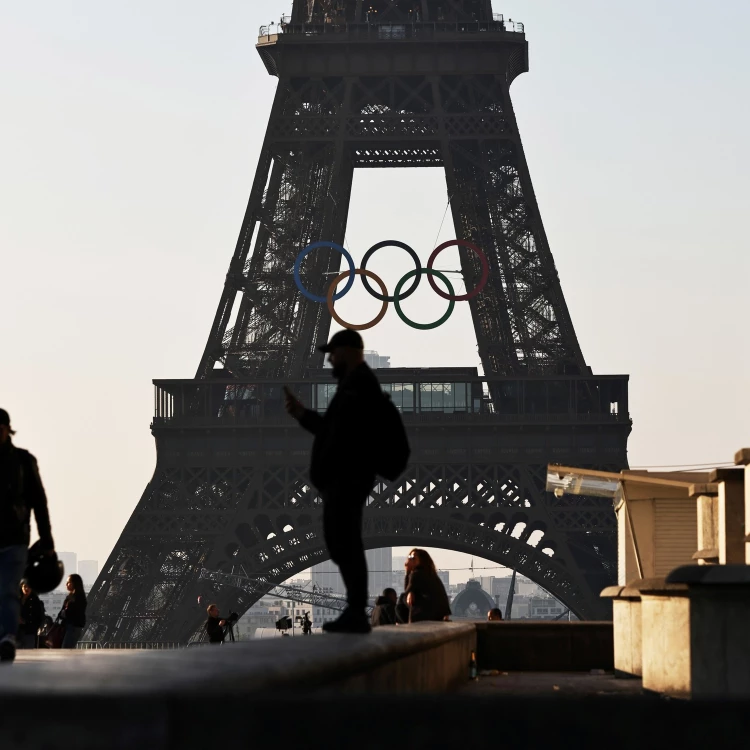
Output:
[326, 269, 389, 331]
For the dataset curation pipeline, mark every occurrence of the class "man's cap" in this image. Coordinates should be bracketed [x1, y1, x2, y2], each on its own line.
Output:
[318, 329, 364, 353]
[0, 409, 10, 427]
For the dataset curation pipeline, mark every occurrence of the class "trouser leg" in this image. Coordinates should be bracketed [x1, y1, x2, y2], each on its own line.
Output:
[0, 545, 27, 642]
[323, 481, 371, 612]
[62, 625, 83, 649]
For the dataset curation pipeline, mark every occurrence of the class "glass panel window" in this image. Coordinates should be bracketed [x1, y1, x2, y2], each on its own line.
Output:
[418, 383, 470, 413]
[315, 384, 337, 412]
[387, 383, 414, 412]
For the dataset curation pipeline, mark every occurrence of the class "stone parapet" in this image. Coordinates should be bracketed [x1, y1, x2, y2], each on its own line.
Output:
[601, 583, 642, 677]
[709, 468, 745, 564]
[733, 448, 750, 564]
[637, 578, 690, 697]
[475, 621, 613, 672]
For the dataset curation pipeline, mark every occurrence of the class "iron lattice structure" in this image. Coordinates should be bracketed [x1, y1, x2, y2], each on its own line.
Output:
[86, 1, 631, 643]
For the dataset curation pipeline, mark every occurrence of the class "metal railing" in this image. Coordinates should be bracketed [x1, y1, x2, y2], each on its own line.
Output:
[152, 374, 629, 428]
[199, 568, 368, 614]
[258, 18, 524, 43]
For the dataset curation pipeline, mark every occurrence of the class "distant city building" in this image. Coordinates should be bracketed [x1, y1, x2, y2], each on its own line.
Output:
[311, 548, 393, 624]
[363, 350, 391, 369]
[56, 552, 77, 589]
[78, 560, 98, 591]
[528, 596, 566, 620]
[437, 570, 449, 589]
[391, 555, 406, 589]
[509, 596, 530, 619]
[451, 579, 495, 618]
[236, 603, 279, 640]
[39, 590, 67, 619]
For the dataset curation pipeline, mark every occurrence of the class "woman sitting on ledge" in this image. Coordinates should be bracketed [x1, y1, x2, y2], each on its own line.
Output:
[399, 548, 451, 623]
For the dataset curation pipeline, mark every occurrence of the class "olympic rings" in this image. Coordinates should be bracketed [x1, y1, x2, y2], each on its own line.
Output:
[294, 241, 356, 303]
[427, 240, 489, 301]
[293, 238, 489, 330]
[394, 268, 455, 330]
[361, 241, 421, 302]
[326, 269, 389, 331]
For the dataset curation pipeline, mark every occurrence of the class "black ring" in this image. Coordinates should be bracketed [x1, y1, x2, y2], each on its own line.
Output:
[360, 241, 422, 302]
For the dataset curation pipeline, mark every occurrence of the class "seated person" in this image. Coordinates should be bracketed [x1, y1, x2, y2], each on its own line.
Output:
[371, 588, 398, 626]
[488, 607, 503, 621]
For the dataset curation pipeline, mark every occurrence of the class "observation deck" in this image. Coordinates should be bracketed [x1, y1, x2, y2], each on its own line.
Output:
[150, 370, 630, 470]
[153, 371, 629, 430]
[255, 16, 528, 80]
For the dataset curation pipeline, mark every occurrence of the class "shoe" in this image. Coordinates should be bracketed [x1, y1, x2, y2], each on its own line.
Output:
[322, 609, 371, 634]
[0, 637, 16, 663]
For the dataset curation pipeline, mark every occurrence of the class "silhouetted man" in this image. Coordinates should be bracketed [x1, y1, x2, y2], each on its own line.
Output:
[0, 409, 56, 662]
[284, 329, 381, 634]
[371, 587, 398, 627]
[488, 607, 503, 621]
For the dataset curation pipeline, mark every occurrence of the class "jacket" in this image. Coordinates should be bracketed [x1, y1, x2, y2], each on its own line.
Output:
[371, 596, 397, 626]
[205, 616, 225, 643]
[404, 568, 452, 623]
[62, 593, 86, 628]
[298, 363, 382, 491]
[20, 593, 45, 635]
[0, 439, 54, 550]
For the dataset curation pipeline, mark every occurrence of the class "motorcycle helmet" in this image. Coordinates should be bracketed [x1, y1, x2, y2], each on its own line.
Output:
[24, 542, 64, 593]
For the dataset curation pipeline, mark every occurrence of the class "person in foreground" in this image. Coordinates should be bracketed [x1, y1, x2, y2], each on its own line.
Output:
[402, 548, 451, 623]
[61, 574, 87, 648]
[0, 409, 56, 662]
[488, 607, 503, 621]
[371, 587, 398, 627]
[284, 329, 383, 634]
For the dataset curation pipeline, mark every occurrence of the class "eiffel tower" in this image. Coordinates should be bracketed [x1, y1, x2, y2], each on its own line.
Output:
[87, 0, 631, 643]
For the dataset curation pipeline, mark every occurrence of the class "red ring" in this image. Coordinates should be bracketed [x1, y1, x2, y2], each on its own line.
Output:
[426, 240, 489, 301]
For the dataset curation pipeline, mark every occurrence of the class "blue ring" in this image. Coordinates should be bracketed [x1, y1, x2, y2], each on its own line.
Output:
[294, 241, 356, 303]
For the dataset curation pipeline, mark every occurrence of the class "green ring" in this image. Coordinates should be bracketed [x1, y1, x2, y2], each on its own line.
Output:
[393, 268, 456, 330]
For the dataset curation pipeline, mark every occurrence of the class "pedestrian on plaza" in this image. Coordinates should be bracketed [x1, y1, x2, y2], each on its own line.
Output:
[403, 548, 451, 623]
[18, 580, 45, 648]
[302, 611, 312, 635]
[371, 587, 398, 626]
[0, 409, 56, 662]
[284, 329, 386, 634]
[60, 574, 87, 648]
[488, 607, 503, 621]
[204, 604, 228, 643]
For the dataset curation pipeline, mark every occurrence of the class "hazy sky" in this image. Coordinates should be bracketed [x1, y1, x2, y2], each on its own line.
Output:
[2, 1, 749, 580]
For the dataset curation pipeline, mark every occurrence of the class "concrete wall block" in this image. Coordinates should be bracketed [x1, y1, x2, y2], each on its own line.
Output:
[689, 588, 750, 699]
[641, 594, 690, 697]
[612, 598, 641, 677]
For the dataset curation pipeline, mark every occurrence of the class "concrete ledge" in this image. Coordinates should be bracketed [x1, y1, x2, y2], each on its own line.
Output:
[668, 564, 750, 585]
[475, 621, 613, 671]
[0, 622, 475, 698]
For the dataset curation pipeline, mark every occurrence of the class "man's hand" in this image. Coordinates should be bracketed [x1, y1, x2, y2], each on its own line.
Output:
[219, 619, 227, 627]
[283, 386, 305, 420]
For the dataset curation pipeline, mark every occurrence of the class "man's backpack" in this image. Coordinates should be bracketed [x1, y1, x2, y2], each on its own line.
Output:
[373, 393, 410, 481]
